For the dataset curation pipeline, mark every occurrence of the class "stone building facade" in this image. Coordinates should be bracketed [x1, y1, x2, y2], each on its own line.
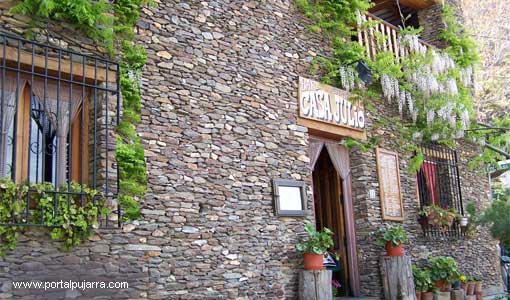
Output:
[0, 1, 503, 299]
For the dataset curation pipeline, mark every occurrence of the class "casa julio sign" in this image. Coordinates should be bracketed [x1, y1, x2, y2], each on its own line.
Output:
[298, 77, 365, 132]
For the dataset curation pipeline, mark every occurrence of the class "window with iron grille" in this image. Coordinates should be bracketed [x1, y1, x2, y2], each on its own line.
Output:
[0, 32, 120, 227]
[416, 144, 464, 237]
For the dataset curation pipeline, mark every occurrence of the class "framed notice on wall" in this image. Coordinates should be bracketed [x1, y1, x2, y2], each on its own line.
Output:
[376, 148, 404, 221]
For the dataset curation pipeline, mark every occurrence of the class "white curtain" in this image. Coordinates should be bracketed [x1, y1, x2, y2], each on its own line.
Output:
[309, 139, 325, 170]
[0, 71, 26, 178]
[32, 79, 85, 185]
[325, 143, 351, 179]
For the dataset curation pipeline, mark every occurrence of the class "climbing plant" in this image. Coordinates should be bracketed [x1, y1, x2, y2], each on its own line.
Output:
[296, 0, 510, 171]
[0, 177, 109, 256]
[10, 0, 150, 221]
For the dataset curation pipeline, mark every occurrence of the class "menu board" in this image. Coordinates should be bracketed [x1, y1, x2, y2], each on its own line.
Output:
[376, 148, 404, 221]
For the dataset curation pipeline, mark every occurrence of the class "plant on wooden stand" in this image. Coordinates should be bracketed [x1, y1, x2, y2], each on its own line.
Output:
[376, 224, 409, 256]
[295, 224, 334, 270]
[413, 265, 433, 300]
[428, 256, 461, 292]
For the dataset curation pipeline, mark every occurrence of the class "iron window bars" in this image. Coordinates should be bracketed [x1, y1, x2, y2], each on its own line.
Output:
[417, 144, 464, 237]
[0, 31, 121, 228]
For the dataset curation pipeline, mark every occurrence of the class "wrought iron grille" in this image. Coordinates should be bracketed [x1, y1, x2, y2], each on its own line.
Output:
[0, 32, 121, 227]
[416, 144, 464, 237]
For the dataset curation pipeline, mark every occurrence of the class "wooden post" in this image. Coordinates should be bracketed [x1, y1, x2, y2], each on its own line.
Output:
[299, 270, 333, 300]
[451, 289, 465, 300]
[380, 256, 417, 300]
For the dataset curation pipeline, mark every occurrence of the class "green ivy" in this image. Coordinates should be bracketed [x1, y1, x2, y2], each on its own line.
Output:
[11, 0, 150, 221]
[0, 177, 109, 255]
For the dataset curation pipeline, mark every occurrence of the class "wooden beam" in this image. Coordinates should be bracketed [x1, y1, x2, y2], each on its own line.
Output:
[297, 117, 367, 141]
[369, 0, 396, 12]
[398, 0, 442, 10]
[1, 46, 117, 83]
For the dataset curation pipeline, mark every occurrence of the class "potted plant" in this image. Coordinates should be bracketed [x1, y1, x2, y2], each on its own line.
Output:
[466, 276, 476, 295]
[419, 205, 460, 228]
[376, 224, 409, 256]
[473, 277, 482, 293]
[460, 275, 468, 294]
[413, 265, 433, 300]
[295, 224, 334, 270]
[459, 216, 469, 227]
[422, 288, 436, 300]
[428, 256, 461, 292]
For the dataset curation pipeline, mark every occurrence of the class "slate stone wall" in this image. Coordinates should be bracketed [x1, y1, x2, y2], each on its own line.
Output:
[0, 0, 503, 299]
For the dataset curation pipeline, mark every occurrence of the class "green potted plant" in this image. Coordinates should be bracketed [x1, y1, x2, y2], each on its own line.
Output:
[466, 276, 476, 295]
[376, 224, 409, 256]
[413, 265, 433, 300]
[295, 224, 334, 270]
[428, 256, 461, 292]
[473, 277, 482, 294]
[419, 205, 460, 228]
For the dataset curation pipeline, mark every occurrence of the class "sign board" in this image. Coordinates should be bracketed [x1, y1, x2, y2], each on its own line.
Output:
[488, 159, 510, 173]
[376, 148, 404, 221]
[298, 77, 365, 132]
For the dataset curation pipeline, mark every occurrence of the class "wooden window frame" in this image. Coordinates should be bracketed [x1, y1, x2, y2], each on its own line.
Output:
[9, 79, 89, 184]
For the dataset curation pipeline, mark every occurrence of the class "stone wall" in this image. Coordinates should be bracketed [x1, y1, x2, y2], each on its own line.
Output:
[1, 0, 326, 299]
[136, 1, 325, 298]
[0, 0, 503, 299]
[417, 4, 448, 49]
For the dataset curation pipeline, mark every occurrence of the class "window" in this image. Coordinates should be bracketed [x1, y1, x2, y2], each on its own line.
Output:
[0, 32, 120, 227]
[416, 144, 464, 237]
[0, 72, 89, 184]
[273, 179, 308, 216]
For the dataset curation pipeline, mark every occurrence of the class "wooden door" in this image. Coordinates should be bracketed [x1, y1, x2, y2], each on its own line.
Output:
[313, 149, 350, 296]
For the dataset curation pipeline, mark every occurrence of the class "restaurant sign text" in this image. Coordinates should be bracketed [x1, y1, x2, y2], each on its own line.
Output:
[298, 77, 365, 131]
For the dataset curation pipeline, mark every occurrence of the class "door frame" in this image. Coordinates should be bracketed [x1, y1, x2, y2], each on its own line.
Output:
[309, 136, 360, 296]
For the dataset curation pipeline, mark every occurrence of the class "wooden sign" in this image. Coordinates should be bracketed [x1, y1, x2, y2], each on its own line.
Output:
[376, 148, 404, 221]
[298, 77, 366, 140]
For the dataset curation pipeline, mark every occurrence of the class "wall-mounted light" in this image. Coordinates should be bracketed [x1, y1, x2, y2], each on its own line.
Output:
[273, 179, 308, 217]
[355, 60, 373, 85]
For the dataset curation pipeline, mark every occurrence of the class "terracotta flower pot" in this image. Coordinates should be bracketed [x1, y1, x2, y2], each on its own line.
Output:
[427, 211, 437, 223]
[462, 282, 468, 294]
[422, 292, 434, 300]
[385, 241, 404, 256]
[467, 282, 475, 295]
[445, 213, 455, 227]
[303, 252, 324, 270]
[474, 282, 482, 293]
[435, 280, 446, 292]
[416, 291, 422, 300]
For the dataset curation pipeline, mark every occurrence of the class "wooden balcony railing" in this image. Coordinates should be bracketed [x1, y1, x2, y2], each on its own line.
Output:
[358, 13, 433, 60]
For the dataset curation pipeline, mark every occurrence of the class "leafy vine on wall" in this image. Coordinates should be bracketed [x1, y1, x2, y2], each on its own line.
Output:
[0, 178, 109, 256]
[10, 0, 150, 221]
[0, 0, 150, 254]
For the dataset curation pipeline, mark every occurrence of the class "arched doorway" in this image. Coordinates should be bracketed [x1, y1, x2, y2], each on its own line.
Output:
[309, 138, 360, 297]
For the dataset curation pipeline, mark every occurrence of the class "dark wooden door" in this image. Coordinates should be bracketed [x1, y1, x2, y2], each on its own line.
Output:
[313, 149, 350, 296]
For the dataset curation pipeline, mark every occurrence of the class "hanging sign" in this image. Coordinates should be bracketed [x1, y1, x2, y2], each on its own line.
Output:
[298, 77, 365, 131]
[376, 148, 404, 221]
